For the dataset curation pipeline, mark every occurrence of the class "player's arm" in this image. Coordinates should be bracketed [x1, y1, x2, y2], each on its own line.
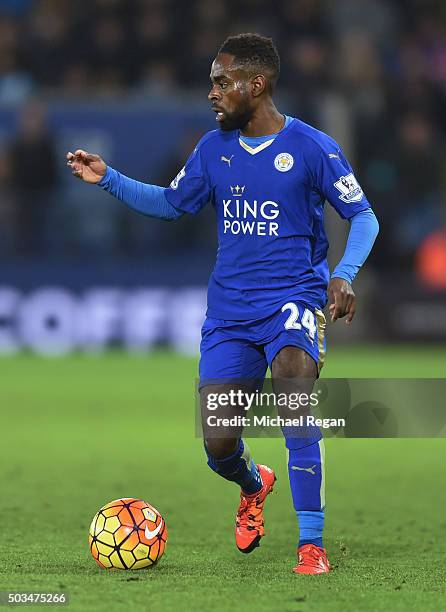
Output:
[311, 140, 379, 323]
[66, 149, 182, 220]
[328, 208, 379, 323]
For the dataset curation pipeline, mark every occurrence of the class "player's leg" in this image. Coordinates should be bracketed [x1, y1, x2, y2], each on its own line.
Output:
[201, 383, 263, 495]
[266, 306, 329, 573]
[199, 320, 275, 553]
[200, 384, 276, 554]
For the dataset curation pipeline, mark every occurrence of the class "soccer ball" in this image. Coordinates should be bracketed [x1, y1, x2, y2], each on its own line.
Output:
[89, 498, 167, 570]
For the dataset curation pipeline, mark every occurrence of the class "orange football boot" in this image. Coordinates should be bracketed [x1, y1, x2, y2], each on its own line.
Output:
[235, 464, 276, 553]
[293, 543, 330, 574]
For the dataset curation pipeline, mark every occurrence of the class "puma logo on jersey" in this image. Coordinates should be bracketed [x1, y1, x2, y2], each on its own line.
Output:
[221, 155, 234, 167]
[291, 464, 317, 475]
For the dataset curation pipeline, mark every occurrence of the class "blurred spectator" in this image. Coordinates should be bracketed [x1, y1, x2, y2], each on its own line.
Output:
[394, 111, 444, 253]
[416, 230, 446, 290]
[361, 110, 446, 270]
[0, 146, 18, 255]
[90, 16, 130, 92]
[23, 0, 73, 88]
[328, 0, 397, 47]
[134, 2, 173, 72]
[279, 0, 328, 40]
[61, 62, 91, 97]
[138, 60, 175, 96]
[6, 101, 58, 253]
[0, 14, 33, 102]
[0, 53, 33, 103]
[286, 36, 330, 124]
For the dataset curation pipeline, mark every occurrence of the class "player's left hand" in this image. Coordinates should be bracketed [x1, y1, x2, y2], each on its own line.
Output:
[327, 278, 356, 324]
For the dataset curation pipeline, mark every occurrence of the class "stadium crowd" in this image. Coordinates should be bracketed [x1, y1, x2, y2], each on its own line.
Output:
[0, 0, 445, 285]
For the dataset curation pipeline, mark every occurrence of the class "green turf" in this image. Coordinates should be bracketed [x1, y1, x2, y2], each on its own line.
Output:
[1, 346, 445, 611]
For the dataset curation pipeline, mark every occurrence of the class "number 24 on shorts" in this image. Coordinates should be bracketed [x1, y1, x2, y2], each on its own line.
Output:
[281, 303, 317, 339]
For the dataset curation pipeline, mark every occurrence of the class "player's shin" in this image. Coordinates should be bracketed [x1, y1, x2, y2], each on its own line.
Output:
[205, 438, 263, 494]
[286, 437, 325, 548]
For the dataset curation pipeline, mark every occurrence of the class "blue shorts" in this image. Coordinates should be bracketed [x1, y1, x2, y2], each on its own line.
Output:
[199, 301, 326, 387]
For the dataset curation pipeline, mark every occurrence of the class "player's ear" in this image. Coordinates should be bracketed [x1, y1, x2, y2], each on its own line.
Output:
[251, 74, 266, 97]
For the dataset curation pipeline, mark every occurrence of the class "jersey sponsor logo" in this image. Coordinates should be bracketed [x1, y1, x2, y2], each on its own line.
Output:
[328, 151, 340, 159]
[221, 154, 234, 167]
[223, 186, 280, 236]
[170, 166, 186, 190]
[334, 173, 363, 203]
[274, 152, 294, 172]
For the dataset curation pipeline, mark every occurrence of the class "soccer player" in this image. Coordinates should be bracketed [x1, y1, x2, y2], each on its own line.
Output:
[67, 33, 379, 574]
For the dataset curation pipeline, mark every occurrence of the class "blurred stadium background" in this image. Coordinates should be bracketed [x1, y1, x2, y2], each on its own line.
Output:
[0, 0, 445, 354]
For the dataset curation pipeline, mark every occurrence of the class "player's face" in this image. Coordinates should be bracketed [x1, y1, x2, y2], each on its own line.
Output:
[208, 53, 254, 131]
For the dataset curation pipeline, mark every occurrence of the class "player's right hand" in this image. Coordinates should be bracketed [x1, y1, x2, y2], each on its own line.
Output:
[66, 149, 107, 184]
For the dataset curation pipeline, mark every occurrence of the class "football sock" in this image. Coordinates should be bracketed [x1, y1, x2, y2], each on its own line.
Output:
[287, 439, 325, 548]
[205, 438, 263, 495]
[297, 511, 324, 548]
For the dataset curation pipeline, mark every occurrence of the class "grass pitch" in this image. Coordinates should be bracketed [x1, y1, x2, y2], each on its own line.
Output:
[1, 346, 445, 611]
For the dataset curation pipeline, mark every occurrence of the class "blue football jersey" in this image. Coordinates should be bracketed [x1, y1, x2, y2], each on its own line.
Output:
[164, 117, 371, 320]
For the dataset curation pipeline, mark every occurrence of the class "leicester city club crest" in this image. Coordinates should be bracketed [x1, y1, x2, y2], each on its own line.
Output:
[274, 152, 294, 172]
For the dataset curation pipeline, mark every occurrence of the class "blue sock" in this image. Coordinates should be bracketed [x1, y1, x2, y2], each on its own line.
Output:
[297, 511, 324, 548]
[287, 439, 325, 548]
[205, 439, 263, 495]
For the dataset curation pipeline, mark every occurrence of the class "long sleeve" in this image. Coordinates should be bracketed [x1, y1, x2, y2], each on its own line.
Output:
[331, 208, 379, 283]
[98, 166, 183, 220]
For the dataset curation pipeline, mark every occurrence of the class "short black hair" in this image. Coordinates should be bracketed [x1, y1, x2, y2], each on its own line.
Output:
[218, 33, 280, 90]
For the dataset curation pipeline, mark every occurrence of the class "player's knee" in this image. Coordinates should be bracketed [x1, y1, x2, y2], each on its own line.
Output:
[204, 437, 238, 460]
[272, 346, 317, 379]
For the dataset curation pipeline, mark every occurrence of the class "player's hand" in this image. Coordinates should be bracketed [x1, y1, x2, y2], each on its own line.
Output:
[328, 278, 356, 324]
[66, 149, 106, 184]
